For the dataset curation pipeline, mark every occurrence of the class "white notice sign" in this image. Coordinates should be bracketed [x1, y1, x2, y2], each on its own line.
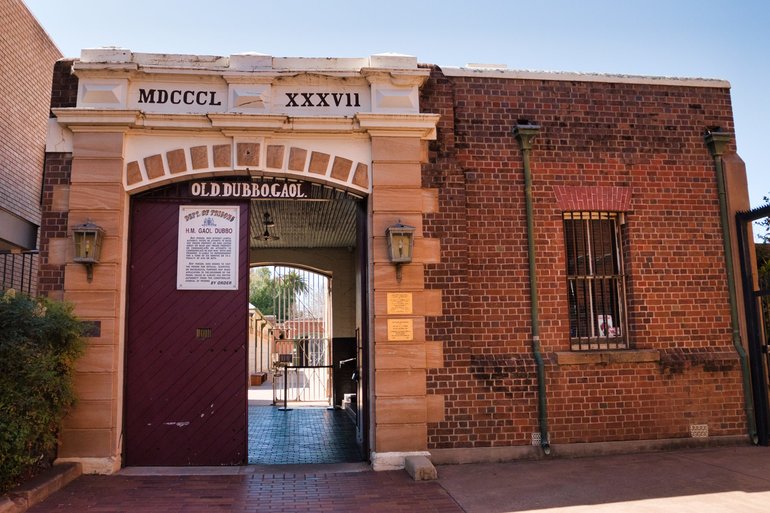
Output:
[177, 206, 239, 290]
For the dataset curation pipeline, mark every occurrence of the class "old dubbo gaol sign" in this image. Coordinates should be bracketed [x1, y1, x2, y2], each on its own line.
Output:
[189, 181, 309, 199]
[177, 206, 239, 290]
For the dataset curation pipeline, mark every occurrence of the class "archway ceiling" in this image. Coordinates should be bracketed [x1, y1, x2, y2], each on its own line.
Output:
[249, 186, 358, 249]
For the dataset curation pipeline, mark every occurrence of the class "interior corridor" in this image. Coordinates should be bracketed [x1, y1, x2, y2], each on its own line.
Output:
[247, 382, 361, 465]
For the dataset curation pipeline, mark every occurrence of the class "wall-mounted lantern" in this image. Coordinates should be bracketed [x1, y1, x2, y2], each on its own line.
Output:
[386, 221, 415, 283]
[72, 221, 105, 282]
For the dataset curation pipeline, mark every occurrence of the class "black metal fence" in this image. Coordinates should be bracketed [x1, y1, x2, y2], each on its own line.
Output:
[736, 205, 770, 445]
[272, 338, 332, 404]
[0, 250, 38, 296]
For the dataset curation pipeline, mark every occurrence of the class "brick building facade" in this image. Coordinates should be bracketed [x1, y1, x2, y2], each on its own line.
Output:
[39, 50, 756, 472]
[0, 0, 61, 293]
[420, 67, 750, 460]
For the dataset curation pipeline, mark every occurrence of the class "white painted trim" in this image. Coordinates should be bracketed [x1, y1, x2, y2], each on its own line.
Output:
[52, 110, 436, 138]
[52, 108, 141, 127]
[46, 118, 73, 153]
[138, 114, 214, 130]
[76, 50, 423, 73]
[357, 113, 440, 140]
[441, 67, 731, 88]
[207, 114, 288, 130]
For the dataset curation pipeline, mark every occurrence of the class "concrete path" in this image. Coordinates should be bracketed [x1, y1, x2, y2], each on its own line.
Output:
[24, 446, 770, 513]
[437, 446, 770, 512]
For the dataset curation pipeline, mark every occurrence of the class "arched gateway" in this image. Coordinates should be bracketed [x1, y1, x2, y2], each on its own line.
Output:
[47, 50, 440, 472]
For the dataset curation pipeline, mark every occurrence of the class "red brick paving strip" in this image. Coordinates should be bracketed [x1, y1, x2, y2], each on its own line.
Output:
[27, 471, 464, 513]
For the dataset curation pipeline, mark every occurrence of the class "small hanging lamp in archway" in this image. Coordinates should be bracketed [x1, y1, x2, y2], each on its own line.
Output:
[259, 212, 279, 241]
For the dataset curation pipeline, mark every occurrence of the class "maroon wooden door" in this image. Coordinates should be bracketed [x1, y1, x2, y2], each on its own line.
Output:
[124, 198, 249, 465]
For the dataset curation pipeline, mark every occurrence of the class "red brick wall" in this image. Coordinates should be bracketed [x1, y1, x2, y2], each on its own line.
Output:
[0, 0, 61, 229]
[420, 66, 745, 449]
[50, 59, 79, 110]
[38, 152, 72, 297]
[38, 60, 77, 297]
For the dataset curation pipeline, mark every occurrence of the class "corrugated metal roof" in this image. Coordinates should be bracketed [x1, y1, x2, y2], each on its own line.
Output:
[249, 184, 359, 249]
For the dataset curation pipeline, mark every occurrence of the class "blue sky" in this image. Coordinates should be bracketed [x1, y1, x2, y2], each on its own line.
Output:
[25, 0, 770, 210]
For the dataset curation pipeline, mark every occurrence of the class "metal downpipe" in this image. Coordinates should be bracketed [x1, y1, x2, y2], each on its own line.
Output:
[705, 130, 758, 444]
[514, 123, 550, 455]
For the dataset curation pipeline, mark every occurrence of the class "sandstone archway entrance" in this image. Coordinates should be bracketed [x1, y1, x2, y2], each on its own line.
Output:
[123, 178, 368, 465]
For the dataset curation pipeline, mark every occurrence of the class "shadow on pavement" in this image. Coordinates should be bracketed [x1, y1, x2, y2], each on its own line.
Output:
[437, 446, 770, 513]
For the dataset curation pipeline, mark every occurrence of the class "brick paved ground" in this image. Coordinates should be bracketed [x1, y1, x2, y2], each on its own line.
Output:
[21, 446, 770, 513]
[248, 406, 361, 464]
[26, 470, 464, 513]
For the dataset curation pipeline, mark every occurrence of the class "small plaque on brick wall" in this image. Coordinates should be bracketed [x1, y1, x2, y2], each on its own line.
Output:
[387, 292, 413, 315]
[81, 320, 101, 338]
[387, 319, 413, 341]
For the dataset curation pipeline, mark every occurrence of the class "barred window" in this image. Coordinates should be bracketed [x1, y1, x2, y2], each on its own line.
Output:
[563, 212, 627, 350]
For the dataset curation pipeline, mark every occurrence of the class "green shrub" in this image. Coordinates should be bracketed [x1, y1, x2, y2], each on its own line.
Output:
[0, 290, 85, 493]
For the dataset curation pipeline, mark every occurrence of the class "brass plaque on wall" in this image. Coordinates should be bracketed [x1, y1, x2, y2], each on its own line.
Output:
[387, 318, 414, 341]
[387, 292, 413, 315]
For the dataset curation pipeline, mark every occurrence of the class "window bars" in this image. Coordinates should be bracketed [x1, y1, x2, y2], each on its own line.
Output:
[563, 212, 627, 350]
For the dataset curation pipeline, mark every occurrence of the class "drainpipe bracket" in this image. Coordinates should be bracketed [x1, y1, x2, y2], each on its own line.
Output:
[513, 124, 540, 150]
[704, 130, 733, 157]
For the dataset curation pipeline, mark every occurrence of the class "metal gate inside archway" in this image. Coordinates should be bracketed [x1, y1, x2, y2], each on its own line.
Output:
[251, 265, 333, 405]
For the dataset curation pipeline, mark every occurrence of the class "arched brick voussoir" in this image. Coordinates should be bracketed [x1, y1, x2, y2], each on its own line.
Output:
[124, 143, 371, 194]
